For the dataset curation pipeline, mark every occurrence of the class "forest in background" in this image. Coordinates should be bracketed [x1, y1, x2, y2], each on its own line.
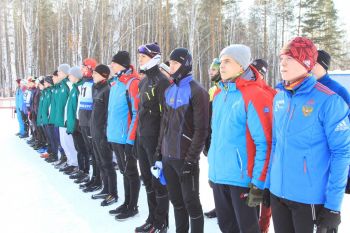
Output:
[0, 0, 349, 97]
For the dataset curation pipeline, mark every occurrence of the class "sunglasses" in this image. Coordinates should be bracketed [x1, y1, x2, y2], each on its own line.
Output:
[138, 45, 159, 55]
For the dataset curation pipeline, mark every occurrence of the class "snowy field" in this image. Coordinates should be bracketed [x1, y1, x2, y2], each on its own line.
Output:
[1, 108, 349, 233]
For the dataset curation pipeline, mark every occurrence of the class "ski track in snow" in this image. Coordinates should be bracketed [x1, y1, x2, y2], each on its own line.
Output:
[1, 108, 349, 233]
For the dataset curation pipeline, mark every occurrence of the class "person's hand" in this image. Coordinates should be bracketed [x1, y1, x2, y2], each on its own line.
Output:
[246, 183, 264, 207]
[316, 207, 341, 231]
[180, 161, 198, 182]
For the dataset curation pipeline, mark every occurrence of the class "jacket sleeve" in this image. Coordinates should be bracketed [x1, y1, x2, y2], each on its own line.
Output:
[126, 80, 139, 145]
[264, 99, 276, 190]
[322, 95, 350, 211]
[155, 86, 170, 161]
[246, 93, 273, 190]
[185, 85, 209, 163]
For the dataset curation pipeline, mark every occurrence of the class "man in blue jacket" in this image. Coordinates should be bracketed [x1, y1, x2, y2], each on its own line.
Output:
[265, 37, 350, 233]
[208, 45, 274, 233]
[15, 79, 25, 137]
[107, 51, 141, 221]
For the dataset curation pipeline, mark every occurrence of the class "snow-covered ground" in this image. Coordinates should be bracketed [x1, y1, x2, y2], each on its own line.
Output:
[1, 108, 349, 233]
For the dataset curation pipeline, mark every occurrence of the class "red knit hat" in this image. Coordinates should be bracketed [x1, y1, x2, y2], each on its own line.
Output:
[280, 37, 318, 71]
[82, 58, 97, 77]
[83, 58, 97, 70]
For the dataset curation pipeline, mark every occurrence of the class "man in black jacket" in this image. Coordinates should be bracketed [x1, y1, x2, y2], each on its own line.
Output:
[135, 43, 170, 233]
[90, 64, 118, 206]
[155, 48, 209, 233]
[78, 58, 101, 190]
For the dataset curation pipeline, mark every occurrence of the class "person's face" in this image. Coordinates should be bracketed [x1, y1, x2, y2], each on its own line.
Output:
[27, 81, 35, 88]
[110, 62, 125, 74]
[92, 71, 104, 83]
[280, 54, 308, 82]
[81, 65, 88, 75]
[209, 67, 219, 78]
[52, 75, 59, 84]
[39, 84, 44, 90]
[68, 75, 79, 83]
[138, 53, 151, 66]
[57, 70, 66, 79]
[44, 82, 51, 88]
[169, 60, 182, 75]
[311, 63, 326, 79]
[220, 55, 243, 81]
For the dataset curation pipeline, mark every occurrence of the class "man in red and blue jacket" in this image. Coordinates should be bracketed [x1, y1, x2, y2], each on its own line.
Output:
[107, 51, 141, 221]
[208, 44, 274, 233]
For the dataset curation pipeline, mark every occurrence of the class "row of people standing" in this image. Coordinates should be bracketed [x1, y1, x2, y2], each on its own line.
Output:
[14, 36, 350, 233]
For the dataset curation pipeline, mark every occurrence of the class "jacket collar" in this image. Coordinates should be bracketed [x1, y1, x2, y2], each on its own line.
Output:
[279, 75, 316, 95]
[176, 74, 192, 87]
[117, 65, 140, 84]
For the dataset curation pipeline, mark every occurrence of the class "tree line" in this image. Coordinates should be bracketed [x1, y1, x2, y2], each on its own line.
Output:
[0, 0, 348, 97]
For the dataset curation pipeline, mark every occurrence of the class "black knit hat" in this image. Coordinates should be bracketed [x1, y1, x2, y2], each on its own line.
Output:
[44, 75, 54, 85]
[317, 50, 331, 71]
[251, 59, 268, 77]
[94, 64, 111, 79]
[112, 51, 131, 68]
[170, 48, 190, 64]
[169, 48, 192, 83]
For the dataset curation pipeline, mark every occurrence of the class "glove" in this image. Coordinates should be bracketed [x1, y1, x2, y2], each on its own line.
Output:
[182, 161, 197, 175]
[14, 109, 17, 114]
[316, 207, 341, 231]
[262, 189, 271, 208]
[246, 183, 264, 207]
[124, 143, 134, 157]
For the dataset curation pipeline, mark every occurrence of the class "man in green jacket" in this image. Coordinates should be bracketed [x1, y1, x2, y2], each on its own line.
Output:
[44, 71, 67, 163]
[54, 64, 79, 175]
[66, 66, 90, 183]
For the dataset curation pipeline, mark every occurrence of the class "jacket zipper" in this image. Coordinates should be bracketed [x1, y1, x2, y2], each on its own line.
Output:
[236, 148, 244, 179]
[303, 156, 312, 187]
[182, 134, 192, 141]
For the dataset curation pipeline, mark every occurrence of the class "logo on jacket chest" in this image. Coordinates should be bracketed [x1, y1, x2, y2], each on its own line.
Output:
[302, 99, 315, 117]
[274, 99, 285, 112]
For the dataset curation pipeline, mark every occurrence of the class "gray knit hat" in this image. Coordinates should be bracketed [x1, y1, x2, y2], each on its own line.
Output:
[69, 66, 83, 79]
[57, 64, 71, 75]
[219, 44, 251, 70]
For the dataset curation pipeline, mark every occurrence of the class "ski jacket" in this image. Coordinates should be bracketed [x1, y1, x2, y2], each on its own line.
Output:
[208, 66, 275, 189]
[107, 66, 140, 145]
[265, 76, 350, 211]
[156, 74, 209, 163]
[137, 65, 170, 137]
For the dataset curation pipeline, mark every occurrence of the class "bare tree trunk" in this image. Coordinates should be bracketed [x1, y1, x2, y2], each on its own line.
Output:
[7, 0, 17, 95]
[0, 2, 9, 97]
[77, 0, 84, 64]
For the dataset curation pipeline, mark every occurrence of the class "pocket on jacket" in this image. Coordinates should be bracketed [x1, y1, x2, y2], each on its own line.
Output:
[303, 156, 313, 187]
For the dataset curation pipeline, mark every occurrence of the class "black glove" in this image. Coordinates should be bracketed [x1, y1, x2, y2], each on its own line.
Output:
[262, 189, 271, 208]
[14, 109, 17, 114]
[316, 207, 341, 231]
[154, 150, 162, 162]
[124, 143, 134, 157]
[180, 161, 198, 181]
[345, 177, 350, 194]
[246, 183, 264, 207]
